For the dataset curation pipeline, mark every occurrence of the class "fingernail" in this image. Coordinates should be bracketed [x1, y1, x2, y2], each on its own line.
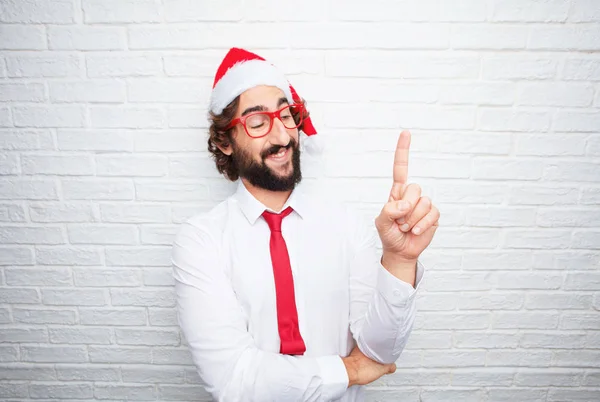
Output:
[413, 227, 421, 235]
[401, 223, 410, 232]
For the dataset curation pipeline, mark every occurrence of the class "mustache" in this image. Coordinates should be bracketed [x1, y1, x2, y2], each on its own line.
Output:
[261, 140, 297, 159]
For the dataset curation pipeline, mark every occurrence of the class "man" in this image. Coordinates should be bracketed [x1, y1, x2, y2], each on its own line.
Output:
[171, 47, 440, 401]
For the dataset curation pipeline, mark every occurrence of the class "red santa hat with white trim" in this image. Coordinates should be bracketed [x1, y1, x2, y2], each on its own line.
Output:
[209, 47, 323, 155]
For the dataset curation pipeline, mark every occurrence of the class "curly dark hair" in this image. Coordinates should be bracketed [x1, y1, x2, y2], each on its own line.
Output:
[207, 96, 310, 181]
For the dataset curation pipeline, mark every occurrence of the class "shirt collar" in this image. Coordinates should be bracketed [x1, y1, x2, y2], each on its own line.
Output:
[233, 180, 307, 225]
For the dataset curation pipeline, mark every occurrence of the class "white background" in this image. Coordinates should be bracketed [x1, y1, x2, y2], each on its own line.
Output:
[0, 0, 599, 401]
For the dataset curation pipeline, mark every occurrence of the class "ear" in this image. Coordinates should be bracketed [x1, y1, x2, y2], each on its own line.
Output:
[217, 143, 233, 156]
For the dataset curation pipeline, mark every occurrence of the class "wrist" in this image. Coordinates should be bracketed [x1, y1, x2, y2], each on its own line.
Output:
[381, 252, 417, 272]
[342, 356, 358, 388]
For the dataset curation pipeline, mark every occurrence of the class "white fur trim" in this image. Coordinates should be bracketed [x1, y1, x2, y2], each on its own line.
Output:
[210, 59, 293, 114]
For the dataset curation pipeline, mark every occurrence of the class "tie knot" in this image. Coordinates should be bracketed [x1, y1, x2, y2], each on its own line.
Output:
[262, 206, 293, 232]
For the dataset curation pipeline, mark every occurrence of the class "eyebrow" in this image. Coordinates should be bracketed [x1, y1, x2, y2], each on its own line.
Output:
[240, 97, 289, 117]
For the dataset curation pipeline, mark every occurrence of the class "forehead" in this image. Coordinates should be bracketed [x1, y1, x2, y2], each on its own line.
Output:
[238, 85, 288, 111]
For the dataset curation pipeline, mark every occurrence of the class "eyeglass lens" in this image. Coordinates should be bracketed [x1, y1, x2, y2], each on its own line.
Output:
[245, 105, 302, 137]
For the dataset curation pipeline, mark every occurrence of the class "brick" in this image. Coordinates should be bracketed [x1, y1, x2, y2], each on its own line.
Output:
[495, 272, 563, 290]
[451, 25, 528, 50]
[21, 154, 93, 175]
[62, 179, 134, 200]
[0, 364, 56, 380]
[57, 129, 133, 152]
[458, 293, 523, 310]
[451, 368, 515, 386]
[0, 0, 75, 23]
[530, 26, 600, 51]
[83, 0, 160, 23]
[0, 83, 45, 101]
[135, 180, 209, 202]
[0, 107, 11, 127]
[22, 345, 88, 363]
[111, 288, 175, 307]
[0, 308, 10, 323]
[0, 288, 39, 304]
[515, 369, 583, 386]
[462, 251, 532, 270]
[80, 308, 147, 326]
[0, 153, 19, 175]
[74, 267, 141, 287]
[68, 224, 137, 245]
[526, 293, 592, 309]
[491, 0, 570, 22]
[158, 384, 212, 400]
[426, 228, 500, 249]
[581, 187, 600, 205]
[417, 294, 457, 311]
[49, 80, 126, 103]
[164, 52, 243, 77]
[13, 105, 85, 128]
[164, 0, 243, 21]
[503, 229, 571, 249]
[100, 203, 170, 223]
[5, 53, 81, 78]
[0, 247, 33, 265]
[538, 208, 600, 228]
[14, 308, 75, 324]
[487, 388, 549, 402]
[548, 388, 600, 401]
[89, 346, 152, 363]
[152, 348, 194, 365]
[509, 185, 578, 205]
[94, 384, 156, 400]
[0, 203, 26, 223]
[493, 312, 559, 329]
[519, 82, 594, 107]
[105, 247, 171, 267]
[487, 350, 552, 367]
[90, 106, 165, 129]
[29, 202, 94, 223]
[465, 206, 535, 227]
[478, 108, 550, 132]
[122, 365, 186, 383]
[48, 26, 126, 50]
[2, 348, 20, 362]
[533, 251, 600, 270]
[116, 328, 179, 346]
[140, 225, 178, 246]
[0, 327, 47, 343]
[96, 154, 168, 177]
[435, 182, 505, 204]
[49, 327, 112, 344]
[516, 134, 587, 156]
[564, 273, 600, 290]
[42, 288, 106, 306]
[482, 55, 557, 80]
[553, 111, 600, 132]
[553, 350, 600, 367]
[143, 268, 175, 286]
[86, 53, 162, 77]
[438, 83, 515, 106]
[149, 308, 177, 326]
[326, 51, 480, 79]
[563, 58, 600, 81]
[570, 0, 600, 21]
[128, 78, 209, 103]
[168, 107, 209, 128]
[422, 351, 486, 368]
[0, 129, 54, 150]
[5, 267, 72, 286]
[583, 372, 600, 386]
[520, 332, 586, 349]
[454, 332, 520, 349]
[30, 383, 94, 398]
[588, 135, 600, 156]
[416, 313, 490, 330]
[36, 246, 102, 265]
[57, 365, 120, 381]
[422, 272, 492, 292]
[385, 368, 453, 386]
[0, 179, 58, 200]
[572, 231, 600, 248]
[0, 383, 28, 398]
[135, 130, 205, 152]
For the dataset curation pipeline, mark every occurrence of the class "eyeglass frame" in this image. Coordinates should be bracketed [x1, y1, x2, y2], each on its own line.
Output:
[225, 103, 305, 139]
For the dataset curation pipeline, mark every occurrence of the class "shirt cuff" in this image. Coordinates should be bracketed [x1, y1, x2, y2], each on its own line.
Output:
[377, 259, 425, 307]
[315, 355, 348, 401]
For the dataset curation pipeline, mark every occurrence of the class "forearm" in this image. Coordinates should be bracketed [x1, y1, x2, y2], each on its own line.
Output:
[381, 252, 417, 287]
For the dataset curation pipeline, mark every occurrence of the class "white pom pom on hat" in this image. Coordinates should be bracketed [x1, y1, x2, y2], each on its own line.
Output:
[209, 47, 324, 156]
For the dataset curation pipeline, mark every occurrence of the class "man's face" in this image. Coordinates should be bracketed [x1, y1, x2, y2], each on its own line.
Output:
[229, 85, 302, 191]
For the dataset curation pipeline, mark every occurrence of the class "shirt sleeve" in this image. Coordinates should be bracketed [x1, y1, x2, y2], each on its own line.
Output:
[171, 220, 349, 402]
[346, 207, 425, 365]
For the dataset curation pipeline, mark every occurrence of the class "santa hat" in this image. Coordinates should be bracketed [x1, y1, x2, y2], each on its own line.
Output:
[209, 47, 323, 155]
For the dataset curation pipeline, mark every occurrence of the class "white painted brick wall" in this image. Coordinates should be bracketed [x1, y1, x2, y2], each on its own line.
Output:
[0, 0, 599, 401]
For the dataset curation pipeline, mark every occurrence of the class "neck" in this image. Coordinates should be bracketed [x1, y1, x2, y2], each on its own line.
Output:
[241, 178, 292, 212]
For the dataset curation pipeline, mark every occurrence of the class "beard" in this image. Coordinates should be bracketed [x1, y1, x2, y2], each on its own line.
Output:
[231, 137, 302, 192]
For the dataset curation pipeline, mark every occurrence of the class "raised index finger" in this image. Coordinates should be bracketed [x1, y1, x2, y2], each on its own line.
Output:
[390, 130, 411, 201]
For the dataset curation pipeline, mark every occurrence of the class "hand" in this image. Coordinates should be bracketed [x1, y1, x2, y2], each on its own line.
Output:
[342, 345, 396, 388]
[375, 130, 440, 262]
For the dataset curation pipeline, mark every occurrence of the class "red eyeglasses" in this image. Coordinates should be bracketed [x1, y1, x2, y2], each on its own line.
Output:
[226, 103, 305, 138]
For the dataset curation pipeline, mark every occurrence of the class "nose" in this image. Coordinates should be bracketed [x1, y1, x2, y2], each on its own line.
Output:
[269, 116, 291, 146]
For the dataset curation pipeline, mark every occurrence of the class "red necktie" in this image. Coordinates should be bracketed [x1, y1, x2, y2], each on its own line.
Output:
[262, 207, 306, 355]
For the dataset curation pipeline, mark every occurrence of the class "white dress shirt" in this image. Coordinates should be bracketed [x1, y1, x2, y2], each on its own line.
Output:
[171, 180, 425, 402]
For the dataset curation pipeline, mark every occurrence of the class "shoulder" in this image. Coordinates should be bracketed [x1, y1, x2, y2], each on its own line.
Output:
[172, 199, 231, 247]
